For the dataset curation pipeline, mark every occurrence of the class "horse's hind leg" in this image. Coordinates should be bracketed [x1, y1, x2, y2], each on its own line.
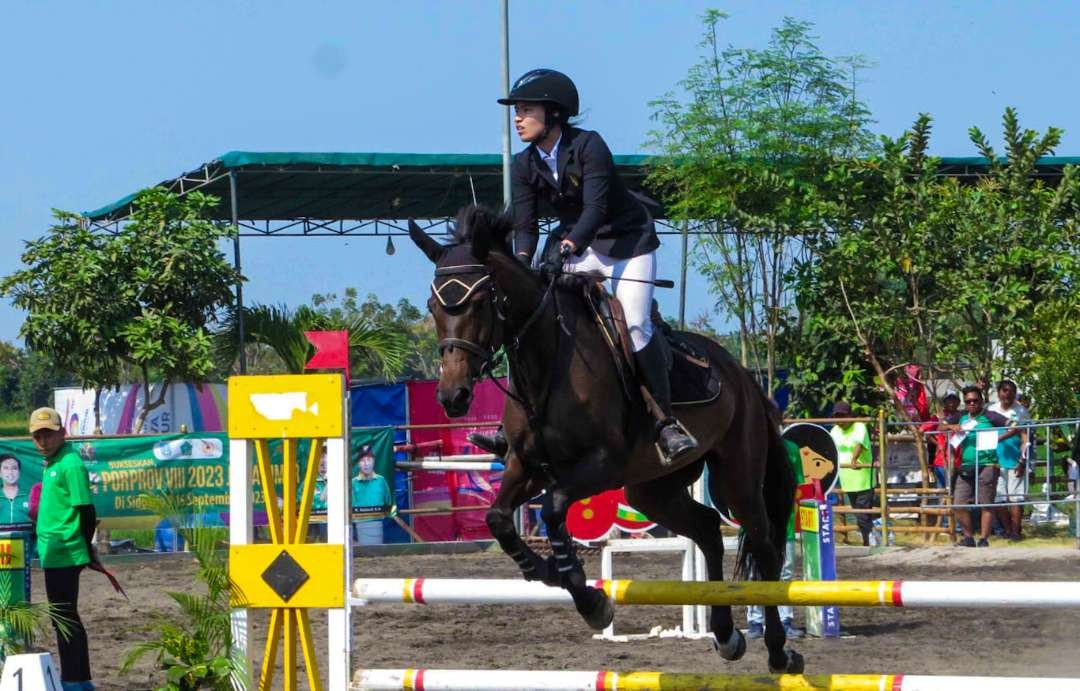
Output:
[623, 458, 745, 662]
[540, 487, 614, 631]
[721, 484, 803, 673]
[485, 453, 558, 585]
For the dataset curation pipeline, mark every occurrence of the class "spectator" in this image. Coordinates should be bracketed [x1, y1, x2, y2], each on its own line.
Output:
[947, 386, 1018, 547]
[746, 438, 804, 640]
[922, 393, 962, 490]
[29, 407, 96, 691]
[921, 393, 961, 527]
[351, 445, 394, 546]
[988, 380, 1031, 541]
[1068, 422, 1080, 497]
[829, 401, 875, 547]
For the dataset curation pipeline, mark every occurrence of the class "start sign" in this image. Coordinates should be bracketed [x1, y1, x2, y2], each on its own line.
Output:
[0, 531, 31, 610]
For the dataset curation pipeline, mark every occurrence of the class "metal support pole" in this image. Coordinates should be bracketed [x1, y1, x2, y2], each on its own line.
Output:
[500, 0, 512, 208]
[678, 220, 689, 330]
[229, 172, 246, 374]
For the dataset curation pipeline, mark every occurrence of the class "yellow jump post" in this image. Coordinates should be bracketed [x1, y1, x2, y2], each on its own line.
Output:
[228, 373, 352, 691]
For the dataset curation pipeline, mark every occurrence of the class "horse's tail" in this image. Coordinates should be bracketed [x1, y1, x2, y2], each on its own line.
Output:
[735, 394, 796, 581]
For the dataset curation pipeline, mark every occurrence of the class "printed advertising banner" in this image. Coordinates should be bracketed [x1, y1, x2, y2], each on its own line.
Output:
[0, 428, 394, 529]
[54, 383, 228, 435]
[406, 379, 505, 541]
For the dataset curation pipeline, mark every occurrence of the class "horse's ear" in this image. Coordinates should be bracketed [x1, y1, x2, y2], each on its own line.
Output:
[408, 219, 446, 263]
[494, 210, 514, 250]
[471, 213, 492, 262]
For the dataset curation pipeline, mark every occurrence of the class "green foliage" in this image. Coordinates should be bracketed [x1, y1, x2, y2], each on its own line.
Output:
[791, 109, 1080, 416]
[214, 299, 410, 381]
[648, 12, 875, 395]
[0, 189, 242, 432]
[0, 575, 73, 663]
[311, 290, 439, 380]
[0, 211, 126, 397]
[123, 492, 246, 691]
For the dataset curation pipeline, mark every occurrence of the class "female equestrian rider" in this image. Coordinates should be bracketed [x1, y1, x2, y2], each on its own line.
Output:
[468, 68, 697, 464]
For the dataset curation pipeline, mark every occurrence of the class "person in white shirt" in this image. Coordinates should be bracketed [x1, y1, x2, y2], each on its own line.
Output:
[988, 380, 1031, 540]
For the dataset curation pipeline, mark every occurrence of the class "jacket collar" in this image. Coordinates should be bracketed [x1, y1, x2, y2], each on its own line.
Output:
[531, 126, 579, 189]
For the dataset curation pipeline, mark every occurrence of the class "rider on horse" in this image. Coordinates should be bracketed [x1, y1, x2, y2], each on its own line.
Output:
[468, 68, 697, 464]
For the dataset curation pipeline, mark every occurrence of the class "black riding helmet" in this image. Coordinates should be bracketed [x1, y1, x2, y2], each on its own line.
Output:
[498, 69, 579, 117]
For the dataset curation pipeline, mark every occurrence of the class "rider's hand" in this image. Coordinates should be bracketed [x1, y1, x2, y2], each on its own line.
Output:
[541, 244, 566, 278]
[559, 240, 576, 257]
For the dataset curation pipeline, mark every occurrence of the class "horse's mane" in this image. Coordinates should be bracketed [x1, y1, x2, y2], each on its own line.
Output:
[449, 204, 514, 257]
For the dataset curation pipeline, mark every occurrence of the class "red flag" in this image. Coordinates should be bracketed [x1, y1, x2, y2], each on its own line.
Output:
[304, 330, 350, 382]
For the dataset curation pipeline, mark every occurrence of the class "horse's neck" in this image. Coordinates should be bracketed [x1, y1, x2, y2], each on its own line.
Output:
[496, 268, 607, 406]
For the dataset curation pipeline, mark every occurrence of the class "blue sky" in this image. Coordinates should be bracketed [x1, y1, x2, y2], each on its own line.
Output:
[2, 1, 1078, 344]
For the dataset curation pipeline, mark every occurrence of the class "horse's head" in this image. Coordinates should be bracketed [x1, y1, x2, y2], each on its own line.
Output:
[409, 205, 518, 417]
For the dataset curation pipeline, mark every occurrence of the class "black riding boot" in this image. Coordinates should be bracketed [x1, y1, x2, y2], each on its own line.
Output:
[634, 333, 697, 464]
[468, 427, 508, 457]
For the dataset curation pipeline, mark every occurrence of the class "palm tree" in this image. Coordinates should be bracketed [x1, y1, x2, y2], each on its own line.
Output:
[214, 304, 409, 379]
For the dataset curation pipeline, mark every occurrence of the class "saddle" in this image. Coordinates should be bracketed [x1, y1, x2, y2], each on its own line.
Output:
[582, 281, 722, 407]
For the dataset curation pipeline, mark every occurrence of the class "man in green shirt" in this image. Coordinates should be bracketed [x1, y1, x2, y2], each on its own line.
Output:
[828, 401, 875, 546]
[30, 407, 96, 691]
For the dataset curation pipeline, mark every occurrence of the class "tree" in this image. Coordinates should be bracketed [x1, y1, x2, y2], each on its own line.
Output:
[0, 210, 126, 423]
[792, 110, 1080, 418]
[1, 189, 242, 432]
[948, 109, 1080, 403]
[310, 290, 440, 380]
[648, 12, 875, 396]
[214, 301, 409, 380]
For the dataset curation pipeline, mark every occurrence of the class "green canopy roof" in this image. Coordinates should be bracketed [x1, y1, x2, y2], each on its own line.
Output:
[82, 151, 1079, 231]
[83, 151, 653, 225]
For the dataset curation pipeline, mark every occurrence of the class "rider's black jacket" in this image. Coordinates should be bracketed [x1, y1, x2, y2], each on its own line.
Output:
[510, 126, 659, 262]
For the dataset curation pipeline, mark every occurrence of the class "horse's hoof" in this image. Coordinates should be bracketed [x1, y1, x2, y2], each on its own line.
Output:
[768, 649, 804, 674]
[583, 592, 614, 631]
[712, 628, 746, 661]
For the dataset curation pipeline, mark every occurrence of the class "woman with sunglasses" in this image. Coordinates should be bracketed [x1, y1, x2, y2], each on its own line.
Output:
[946, 386, 1019, 547]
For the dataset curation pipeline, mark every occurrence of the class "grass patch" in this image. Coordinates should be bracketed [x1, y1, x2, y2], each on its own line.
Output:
[110, 529, 158, 550]
[0, 412, 26, 438]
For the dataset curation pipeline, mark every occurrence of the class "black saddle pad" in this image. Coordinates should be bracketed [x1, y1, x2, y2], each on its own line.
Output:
[668, 332, 722, 407]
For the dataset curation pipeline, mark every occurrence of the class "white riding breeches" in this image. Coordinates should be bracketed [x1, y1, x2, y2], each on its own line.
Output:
[564, 247, 656, 352]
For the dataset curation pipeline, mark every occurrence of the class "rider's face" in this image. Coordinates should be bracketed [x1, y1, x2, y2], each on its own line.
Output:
[514, 102, 546, 143]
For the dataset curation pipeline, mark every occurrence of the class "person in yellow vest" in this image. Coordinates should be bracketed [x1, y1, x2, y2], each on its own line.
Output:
[29, 407, 96, 691]
[828, 401, 876, 547]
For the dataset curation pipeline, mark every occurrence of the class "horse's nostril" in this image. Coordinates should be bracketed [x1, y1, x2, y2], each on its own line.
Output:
[452, 387, 471, 408]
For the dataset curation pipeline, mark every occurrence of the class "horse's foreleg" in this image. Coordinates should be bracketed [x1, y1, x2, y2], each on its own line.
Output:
[484, 453, 555, 585]
[540, 487, 613, 631]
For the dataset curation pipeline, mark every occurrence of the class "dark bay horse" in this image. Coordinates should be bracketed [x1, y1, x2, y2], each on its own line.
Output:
[409, 205, 802, 673]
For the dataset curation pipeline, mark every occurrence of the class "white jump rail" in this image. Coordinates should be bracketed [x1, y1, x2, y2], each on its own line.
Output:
[351, 668, 1080, 691]
[351, 578, 1080, 608]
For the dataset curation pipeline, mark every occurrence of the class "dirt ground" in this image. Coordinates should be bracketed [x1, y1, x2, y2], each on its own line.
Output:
[43, 544, 1080, 689]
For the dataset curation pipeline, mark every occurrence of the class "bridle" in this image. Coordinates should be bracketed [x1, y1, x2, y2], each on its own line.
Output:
[430, 257, 556, 420]
[431, 263, 505, 377]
